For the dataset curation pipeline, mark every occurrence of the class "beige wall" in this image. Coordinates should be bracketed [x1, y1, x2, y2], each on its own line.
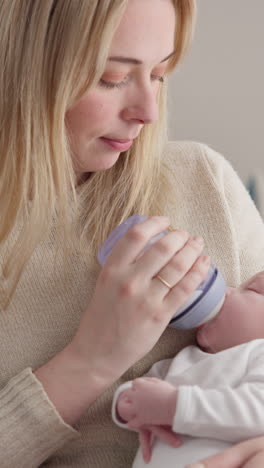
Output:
[168, 0, 264, 182]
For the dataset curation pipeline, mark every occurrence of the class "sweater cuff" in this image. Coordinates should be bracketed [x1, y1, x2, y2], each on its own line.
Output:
[0, 368, 79, 467]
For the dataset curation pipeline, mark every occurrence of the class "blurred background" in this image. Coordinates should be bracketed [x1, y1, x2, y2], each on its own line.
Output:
[168, 0, 264, 212]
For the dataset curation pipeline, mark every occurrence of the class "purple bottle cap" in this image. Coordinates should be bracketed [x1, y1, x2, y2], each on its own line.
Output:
[97, 215, 148, 265]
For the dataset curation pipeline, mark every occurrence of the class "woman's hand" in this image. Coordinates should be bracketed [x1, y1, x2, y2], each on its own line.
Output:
[70, 216, 210, 383]
[186, 436, 264, 468]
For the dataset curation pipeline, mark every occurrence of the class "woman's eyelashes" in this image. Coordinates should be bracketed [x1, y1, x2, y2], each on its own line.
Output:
[99, 74, 165, 90]
[99, 78, 129, 90]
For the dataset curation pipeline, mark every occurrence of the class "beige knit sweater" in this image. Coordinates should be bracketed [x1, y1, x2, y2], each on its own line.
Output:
[1, 141, 264, 468]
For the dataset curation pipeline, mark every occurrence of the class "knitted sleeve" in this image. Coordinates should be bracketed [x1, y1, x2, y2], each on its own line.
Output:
[200, 143, 264, 282]
[0, 368, 78, 468]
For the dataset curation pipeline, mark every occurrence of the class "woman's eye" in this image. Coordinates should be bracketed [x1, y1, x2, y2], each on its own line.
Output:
[99, 78, 128, 90]
[99, 74, 165, 90]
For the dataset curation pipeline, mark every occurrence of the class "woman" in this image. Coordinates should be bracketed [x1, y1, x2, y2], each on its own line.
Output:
[0, 1, 264, 467]
[187, 436, 264, 468]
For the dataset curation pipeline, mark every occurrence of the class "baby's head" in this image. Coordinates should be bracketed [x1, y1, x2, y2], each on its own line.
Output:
[196, 271, 264, 353]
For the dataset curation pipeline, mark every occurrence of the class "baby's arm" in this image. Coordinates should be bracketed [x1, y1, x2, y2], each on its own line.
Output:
[117, 377, 178, 428]
[116, 376, 181, 463]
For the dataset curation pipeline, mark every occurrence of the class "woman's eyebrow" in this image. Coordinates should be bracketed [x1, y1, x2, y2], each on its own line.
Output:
[108, 51, 176, 65]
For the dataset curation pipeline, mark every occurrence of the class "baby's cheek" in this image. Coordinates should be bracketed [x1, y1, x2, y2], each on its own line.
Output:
[196, 324, 215, 351]
[197, 316, 235, 353]
[196, 318, 219, 351]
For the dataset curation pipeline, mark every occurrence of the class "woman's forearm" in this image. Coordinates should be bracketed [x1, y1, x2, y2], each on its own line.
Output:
[34, 343, 114, 426]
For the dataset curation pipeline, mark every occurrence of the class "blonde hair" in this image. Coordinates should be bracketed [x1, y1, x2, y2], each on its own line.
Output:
[0, 0, 196, 306]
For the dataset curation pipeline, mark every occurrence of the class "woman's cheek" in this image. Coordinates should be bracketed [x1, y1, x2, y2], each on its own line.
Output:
[67, 92, 111, 136]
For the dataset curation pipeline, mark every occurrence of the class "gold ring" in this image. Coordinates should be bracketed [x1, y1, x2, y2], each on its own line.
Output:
[155, 274, 173, 290]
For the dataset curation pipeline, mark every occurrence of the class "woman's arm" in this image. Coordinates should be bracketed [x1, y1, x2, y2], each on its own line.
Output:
[0, 217, 209, 467]
[34, 342, 115, 426]
[0, 368, 78, 468]
[34, 219, 209, 426]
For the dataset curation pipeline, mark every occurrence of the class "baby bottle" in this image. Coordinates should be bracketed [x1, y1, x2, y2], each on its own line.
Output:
[97, 215, 226, 330]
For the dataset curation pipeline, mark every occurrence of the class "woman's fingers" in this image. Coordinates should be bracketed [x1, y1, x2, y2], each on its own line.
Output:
[106, 216, 170, 266]
[186, 436, 264, 468]
[242, 451, 264, 468]
[136, 229, 190, 273]
[164, 254, 210, 313]
[151, 234, 204, 288]
[105, 216, 208, 309]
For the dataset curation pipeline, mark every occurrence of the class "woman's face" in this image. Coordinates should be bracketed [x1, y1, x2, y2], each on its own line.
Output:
[66, 0, 176, 177]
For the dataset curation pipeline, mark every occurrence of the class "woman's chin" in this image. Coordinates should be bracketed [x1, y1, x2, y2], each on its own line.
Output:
[93, 151, 122, 171]
[76, 155, 121, 176]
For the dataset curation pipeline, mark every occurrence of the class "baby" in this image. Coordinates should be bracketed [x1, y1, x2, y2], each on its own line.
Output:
[112, 271, 264, 468]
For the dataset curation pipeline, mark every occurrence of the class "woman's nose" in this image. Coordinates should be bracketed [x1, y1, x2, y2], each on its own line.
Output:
[122, 85, 160, 124]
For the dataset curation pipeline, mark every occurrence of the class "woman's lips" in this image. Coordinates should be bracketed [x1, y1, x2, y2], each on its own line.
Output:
[100, 137, 133, 151]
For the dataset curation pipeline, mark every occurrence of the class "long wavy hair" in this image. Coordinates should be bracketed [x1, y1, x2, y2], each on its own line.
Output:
[0, 0, 196, 306]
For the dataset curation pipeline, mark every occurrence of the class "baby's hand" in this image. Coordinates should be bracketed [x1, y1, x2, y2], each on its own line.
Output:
[139, 426, 182, 463]
[117, 377, 177, 428]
